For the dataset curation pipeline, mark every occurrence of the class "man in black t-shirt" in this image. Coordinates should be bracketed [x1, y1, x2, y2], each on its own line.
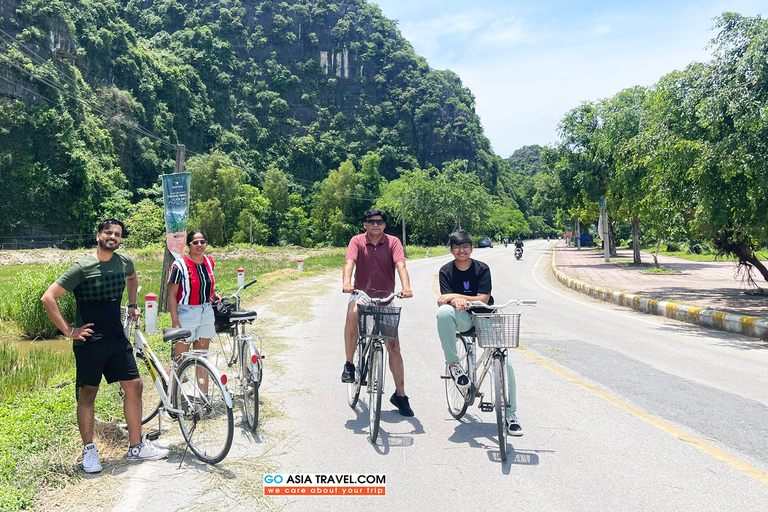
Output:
[41, 218, 168, 473]
[436, 230, 523, 436]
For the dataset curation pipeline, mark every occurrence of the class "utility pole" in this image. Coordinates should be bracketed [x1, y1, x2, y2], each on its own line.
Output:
[575, 217, 581, 250]
[159, 144, 186, 312]
[601, 198, 610, 262]
[401, 196, 407, 257]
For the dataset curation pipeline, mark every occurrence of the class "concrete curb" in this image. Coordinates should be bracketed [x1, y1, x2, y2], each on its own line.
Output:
[550, 250, 768, 340]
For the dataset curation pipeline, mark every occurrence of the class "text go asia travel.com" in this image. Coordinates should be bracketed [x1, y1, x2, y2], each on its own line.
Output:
[263, 473, 386, 496]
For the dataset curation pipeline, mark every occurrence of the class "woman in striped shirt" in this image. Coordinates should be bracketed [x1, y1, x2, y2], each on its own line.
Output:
[168, 230, 221, 359]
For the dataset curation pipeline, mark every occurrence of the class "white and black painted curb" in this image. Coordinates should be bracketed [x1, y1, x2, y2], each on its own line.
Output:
[551, 252, 768, 340]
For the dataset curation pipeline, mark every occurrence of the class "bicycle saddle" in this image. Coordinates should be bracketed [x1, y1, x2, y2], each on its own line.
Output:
[230, 310, 258, 321]
[162, 327, 192, 341]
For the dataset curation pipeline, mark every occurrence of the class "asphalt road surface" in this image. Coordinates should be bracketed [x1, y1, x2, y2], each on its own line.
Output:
[101, 240, 768, 511]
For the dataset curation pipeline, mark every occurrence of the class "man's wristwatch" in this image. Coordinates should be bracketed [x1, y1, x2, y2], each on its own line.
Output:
[127, 303, 138, 308]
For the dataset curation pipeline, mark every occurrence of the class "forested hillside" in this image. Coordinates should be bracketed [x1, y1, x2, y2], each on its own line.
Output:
[0, 0, 523, 245]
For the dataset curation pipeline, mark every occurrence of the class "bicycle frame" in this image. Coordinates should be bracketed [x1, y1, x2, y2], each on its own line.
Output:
[460, 333, 505, 405]
[128, 322, 234, 418]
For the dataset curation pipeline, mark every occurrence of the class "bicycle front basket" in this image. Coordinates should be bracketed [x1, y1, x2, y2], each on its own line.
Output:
[357, 304, 401, 340]
[473, 313, 521, 348]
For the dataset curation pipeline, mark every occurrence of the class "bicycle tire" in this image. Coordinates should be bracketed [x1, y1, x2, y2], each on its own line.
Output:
[94, 346, 166, 427]
[216, 330, 238, 367]
[347, 339, 364, 408]
[368, 343, 384, 443]
[493, 353, 508, 462]
[173, 356, 234, 464]
[240, 338, 260, 431]
[445, 334, 470, 419]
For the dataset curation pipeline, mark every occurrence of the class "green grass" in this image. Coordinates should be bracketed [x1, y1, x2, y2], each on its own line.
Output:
[0, 343, 74, 405]
[641, 266, 682, 275]
[0, 364, 80, 511]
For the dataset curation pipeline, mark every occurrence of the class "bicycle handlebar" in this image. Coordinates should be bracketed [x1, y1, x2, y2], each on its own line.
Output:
[466, 299, 537, 310]
[220, 279, 258, 300]
[352, 289, 403, 304]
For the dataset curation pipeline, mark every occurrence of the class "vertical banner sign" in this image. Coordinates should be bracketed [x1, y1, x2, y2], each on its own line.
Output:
[162, 173, 190, 259]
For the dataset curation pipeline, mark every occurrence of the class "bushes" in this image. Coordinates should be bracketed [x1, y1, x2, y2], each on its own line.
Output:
[0, 265, 75, 338]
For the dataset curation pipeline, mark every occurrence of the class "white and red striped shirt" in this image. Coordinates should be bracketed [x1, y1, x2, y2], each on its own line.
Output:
[169, 255, 216, 305]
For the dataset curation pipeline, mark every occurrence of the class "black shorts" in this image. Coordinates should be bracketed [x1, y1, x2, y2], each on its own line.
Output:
[73, 334, 140, 390]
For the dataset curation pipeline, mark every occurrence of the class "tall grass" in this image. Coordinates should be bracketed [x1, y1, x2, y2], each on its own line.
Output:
[0, 342, 74, 405]
[0, 265, 75, 339]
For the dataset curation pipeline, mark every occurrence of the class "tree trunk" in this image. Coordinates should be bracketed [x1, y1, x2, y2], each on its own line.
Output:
[653, 239, 661, 267]
[730, 243, 768, 286]
[631, 214, 641, 264]
[608, 216, 617, 257]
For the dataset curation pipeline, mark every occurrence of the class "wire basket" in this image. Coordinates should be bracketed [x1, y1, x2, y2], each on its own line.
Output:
[473, 313, 521, 348]
[357, 304, 401, 340]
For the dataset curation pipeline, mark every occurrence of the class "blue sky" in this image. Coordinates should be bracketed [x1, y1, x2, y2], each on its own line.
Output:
[371, 0, 765, 157]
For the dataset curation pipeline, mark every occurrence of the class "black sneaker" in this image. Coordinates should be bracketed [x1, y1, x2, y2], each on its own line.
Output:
[341, 362, 355, 383]
[390, 392, 414, 417]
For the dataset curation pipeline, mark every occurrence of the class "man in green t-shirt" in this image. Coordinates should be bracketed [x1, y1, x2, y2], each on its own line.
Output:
[41, 218, 168, 473]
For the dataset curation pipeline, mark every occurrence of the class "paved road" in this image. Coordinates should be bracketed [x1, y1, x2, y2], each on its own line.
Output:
[258, 240, 768, 511]
[75, 240, 768, 511]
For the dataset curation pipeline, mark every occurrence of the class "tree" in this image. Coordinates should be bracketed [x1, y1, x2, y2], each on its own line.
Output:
[187, 152, 247, 243]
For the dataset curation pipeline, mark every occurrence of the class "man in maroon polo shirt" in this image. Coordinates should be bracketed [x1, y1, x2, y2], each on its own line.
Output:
[342, 209, 414, 416]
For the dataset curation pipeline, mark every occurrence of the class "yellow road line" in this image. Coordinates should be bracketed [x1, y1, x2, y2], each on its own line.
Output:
[517, 346, 768, 486]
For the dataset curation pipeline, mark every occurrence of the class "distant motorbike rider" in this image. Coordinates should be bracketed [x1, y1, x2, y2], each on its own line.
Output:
[514, 238, 524, 249]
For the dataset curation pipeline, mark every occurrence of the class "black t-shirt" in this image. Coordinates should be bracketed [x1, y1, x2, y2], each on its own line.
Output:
[439, 259, 493, 313]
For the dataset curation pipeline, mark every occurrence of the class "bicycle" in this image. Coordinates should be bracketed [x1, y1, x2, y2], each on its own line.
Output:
[95, 292, 235, 464]
[346, 289, 402, 443]
[443, 299, 536, 461]
[215, 279, 264, 431]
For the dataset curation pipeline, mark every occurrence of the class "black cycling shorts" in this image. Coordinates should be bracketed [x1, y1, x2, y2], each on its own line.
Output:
[73, 335, 140, 391]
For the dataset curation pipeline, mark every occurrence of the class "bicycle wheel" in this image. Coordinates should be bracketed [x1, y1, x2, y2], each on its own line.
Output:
[368, 344, 384, 443]
[173, 357, 234, 464]
[493, 353, 508, 462]
[240, 338, 260, 431]
[445, 334, 470, 419]
[94, 348, 166, 427]
[347, 339, 364, 408]
[216, 330, 238, 367]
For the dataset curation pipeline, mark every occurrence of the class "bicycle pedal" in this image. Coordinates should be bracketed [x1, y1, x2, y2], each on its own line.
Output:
[479, 401, 494, 412]
[146, 428, 161, 441]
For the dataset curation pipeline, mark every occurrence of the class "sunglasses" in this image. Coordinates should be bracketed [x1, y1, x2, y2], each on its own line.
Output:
[190, 240, 207, 246]
[365, 219, 385, 226]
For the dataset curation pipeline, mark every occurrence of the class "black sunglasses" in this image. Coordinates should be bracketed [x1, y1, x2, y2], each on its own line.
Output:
[365, 219, 385, 226]
[190, 240, 207, 245]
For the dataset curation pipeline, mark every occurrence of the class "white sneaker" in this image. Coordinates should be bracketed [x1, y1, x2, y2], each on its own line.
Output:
[449, 364, 470, 390]
[506, 415, 523, 437]
[127, 434, 169, 462]
[82, 443, 102, 473]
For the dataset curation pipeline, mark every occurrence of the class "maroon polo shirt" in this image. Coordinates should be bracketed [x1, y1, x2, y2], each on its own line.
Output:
[346, 233, 405, 299]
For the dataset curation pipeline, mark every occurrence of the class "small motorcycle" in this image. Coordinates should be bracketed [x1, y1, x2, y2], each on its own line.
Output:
[514, 247, 523, 260]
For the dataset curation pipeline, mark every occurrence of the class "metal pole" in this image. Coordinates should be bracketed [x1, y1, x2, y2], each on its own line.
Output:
[603, 200, 610, 262]
[576, 217, 581, 250]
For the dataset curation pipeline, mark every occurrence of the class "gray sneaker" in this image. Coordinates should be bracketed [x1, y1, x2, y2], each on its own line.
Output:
[82, 442, 102, 473]
[127, 434, 169, 462]
[506, 415, 523, 437]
